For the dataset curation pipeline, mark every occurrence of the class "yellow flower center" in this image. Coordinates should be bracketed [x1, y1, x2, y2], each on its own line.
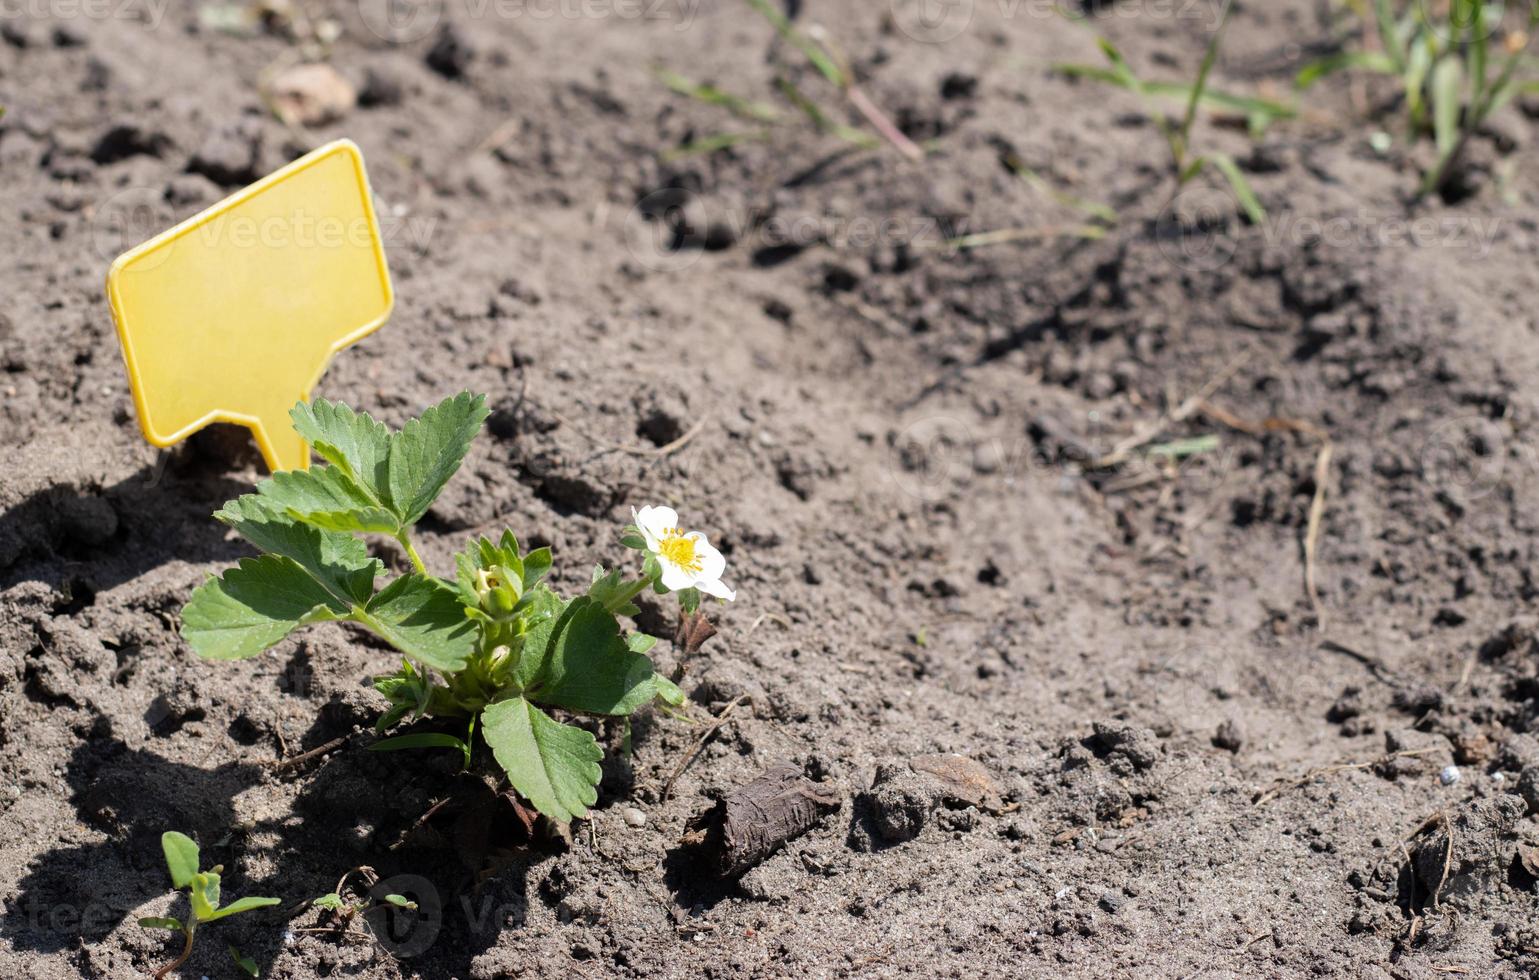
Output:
[658, 530, 702, 574]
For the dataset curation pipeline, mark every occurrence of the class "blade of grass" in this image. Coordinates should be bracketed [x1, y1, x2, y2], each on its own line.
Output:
[944, 225, 1107, 251]
[1144, 434, 1222, 459]
[742, 0, 845, 87]
[1004, 155, 1119, 224]
[744, 0, 919, 161]
[1058, 66, 1295, 124]
[1295, 49, 1400, 87]
[1209, 152, 1267, 224]
[656, 70, 781, 123]
[1405, 32, 1433, 131]
[1488, 77, 1539, 115]
[1179, 0, 1235, 161]
[775, 77, 877, 148]
[1374, 0, 1406, 71]
[1422, 5, 1539, 196]
[1078, 37, 1184, 167]
[1430, 56, 1464, 157]
[1144, 82, 1297, 122]
[1464, 0, 1487, 108]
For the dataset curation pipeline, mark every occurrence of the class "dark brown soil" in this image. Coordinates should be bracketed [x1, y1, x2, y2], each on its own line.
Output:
[6, 1, 1539, 977]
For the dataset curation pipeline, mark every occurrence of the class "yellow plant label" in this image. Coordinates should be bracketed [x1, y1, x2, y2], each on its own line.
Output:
[106, 139, 394, 472]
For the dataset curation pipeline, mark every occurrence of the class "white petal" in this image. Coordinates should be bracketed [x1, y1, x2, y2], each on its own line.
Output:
[691, 536, 726, 581]
[697, 577, 736, 601]
[635, 505, 677, 545]
[631, 508, 659, 551]
[659, 559, 695, 592]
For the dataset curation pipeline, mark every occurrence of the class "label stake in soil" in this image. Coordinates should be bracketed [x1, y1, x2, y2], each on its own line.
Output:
[105, 140, 394, 472]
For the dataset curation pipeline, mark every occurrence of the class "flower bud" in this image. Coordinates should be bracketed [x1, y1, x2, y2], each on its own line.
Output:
[475, 566, 521, 615]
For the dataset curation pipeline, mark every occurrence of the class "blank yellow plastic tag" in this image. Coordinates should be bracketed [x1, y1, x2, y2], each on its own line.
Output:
[106, 139, 394, 472]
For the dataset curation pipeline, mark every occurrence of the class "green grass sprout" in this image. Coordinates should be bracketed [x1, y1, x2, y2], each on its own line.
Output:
[1297, 0, 1539, 196]
[1056, 0, 1276, 224]
[657, 0, 922, 160]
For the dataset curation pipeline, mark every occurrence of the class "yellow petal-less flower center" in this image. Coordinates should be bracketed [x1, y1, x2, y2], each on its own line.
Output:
[658, 530, 702, 574]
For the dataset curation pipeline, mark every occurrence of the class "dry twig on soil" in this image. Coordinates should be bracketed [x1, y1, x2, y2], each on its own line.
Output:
[1251, 748, 1441, 806]
[663, 694, 748, 800]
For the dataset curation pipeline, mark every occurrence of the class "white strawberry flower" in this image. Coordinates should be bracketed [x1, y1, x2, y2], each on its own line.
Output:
[631, 505, 736, 601]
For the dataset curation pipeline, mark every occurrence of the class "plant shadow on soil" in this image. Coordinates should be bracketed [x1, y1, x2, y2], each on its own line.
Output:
[0, 452, 258, 597]
[1, 732, 268, 956]
[1, 708, 556, 977]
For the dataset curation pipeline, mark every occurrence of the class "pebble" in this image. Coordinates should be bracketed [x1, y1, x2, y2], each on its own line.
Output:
[1440, 765, 1461, 786]
[266, 64, 356, 127]
[622, 807, 647, 828]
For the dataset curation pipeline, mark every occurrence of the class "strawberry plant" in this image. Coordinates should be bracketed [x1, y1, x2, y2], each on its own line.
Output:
[181, 393, 733, 824]
[139, 831, 280, 979]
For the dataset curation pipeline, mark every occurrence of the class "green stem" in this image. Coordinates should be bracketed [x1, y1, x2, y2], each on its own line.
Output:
[397, 534, 429, 577]
[602, 576, 654, 615]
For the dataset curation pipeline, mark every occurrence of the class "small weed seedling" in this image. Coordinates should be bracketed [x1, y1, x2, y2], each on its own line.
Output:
[1058, 0, 1292, 224]
[139, 831, 280, 979]
[299, 866, 419, 949]
[181, 393, 735, 824]
[1297, 0, 1539, 196]
[657, 0, 922, 161]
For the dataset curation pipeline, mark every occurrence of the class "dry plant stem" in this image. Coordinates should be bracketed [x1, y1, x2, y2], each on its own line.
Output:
[1196, 400, 1332, 621]
[944, 225, 1102, 251]
[553, 411, 709, 457]
[663, 694, 747, 800]
[1091, 351, 1252, 469]
[267, 733, 354, 771]
[1084, 355, 1337, 615]
[845, 85, 924, 162]
[1251, 747, 1440, 805]
[1432, 812, 1456, 908]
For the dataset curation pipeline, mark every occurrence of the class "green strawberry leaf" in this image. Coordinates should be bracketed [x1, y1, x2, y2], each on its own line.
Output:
[356, 574, 477, 671]
[160, 832, 200, 890]
[182, 556, 344, 660]
[481, 696, 602, 823]
[586, 567, 641, 618]
[256, 466, 400, 535]
[214, 496, 380, 606]
[290, 399, 392, 502]
[386, 392, 489, 527]
[521, 547, 552, 591]
[202, 896, 282, 923]
[515, 597, 657, 716]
